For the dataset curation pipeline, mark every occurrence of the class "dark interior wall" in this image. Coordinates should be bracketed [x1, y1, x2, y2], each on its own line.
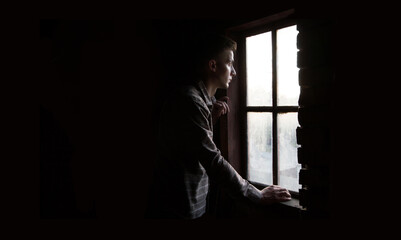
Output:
[39, 19, 160, 219]
[40, 20, 114, 218]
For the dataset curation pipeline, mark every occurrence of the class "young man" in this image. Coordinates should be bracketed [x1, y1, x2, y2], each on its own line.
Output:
[147, 34, 291, 219]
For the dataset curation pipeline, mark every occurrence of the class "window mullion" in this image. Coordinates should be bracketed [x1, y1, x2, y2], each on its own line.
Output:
[272, 29, 278, 185]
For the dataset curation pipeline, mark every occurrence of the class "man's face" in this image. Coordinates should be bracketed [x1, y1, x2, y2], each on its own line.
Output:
[213, 49, 236, 89]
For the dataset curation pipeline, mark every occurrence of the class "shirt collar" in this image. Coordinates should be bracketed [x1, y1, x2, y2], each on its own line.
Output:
[197, 80, 216, 109]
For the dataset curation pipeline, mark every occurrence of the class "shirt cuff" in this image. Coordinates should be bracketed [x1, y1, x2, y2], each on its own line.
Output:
[245, 183, 263, 204]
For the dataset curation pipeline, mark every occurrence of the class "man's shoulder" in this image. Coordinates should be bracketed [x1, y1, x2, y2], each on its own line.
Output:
[177, 84, 199, 97]
[175, 84, 208, 109]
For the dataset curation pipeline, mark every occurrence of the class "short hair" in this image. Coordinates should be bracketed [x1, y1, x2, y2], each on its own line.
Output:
[191, 33, 237, 78]
[196, 33, 237, 62]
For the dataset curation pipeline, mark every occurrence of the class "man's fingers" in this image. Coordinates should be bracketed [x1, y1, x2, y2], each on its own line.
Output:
[215, 101, 229, 115]
[276, 190, 291, 199]
[279, 191, 291, 197]
[278, 197, 291, 202]
[260, 185, 291, 204]
[224, 102, 230, 113]
[222, 102, 229, 114]
[276, 191, 291, 201]
[218, 103, 226, 114]
[271, 185, 291, 198]
[216, 97, 230, 114]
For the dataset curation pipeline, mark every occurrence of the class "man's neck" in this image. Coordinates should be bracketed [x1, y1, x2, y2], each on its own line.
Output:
[203, 79, 217, 98]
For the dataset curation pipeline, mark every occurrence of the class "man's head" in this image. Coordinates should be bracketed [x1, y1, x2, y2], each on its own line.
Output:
[194, 34, 237, 89]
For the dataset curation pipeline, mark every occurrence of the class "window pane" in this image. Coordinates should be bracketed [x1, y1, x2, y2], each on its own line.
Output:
[277, 113, 301, 192]
[277, 25, 299, 106]
[247, 112, 272, 185]
[246, 32, 272, 106]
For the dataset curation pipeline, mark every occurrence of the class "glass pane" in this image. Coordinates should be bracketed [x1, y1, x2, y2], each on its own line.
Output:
[277, 25, 300, 106]
[247, 112, 272, 185]
[277, 113, 301, 192]
[246, 32, 272, 106]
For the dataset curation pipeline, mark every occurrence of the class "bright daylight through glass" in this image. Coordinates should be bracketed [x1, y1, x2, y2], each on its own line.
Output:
[246, 32, 272, 106]
[277, 25, 300, 106]
[247, 112, 272, 185]
[246, 25, 300, 192]
[278, 112, 301, 192]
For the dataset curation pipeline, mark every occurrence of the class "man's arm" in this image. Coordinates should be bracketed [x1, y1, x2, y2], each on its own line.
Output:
[180, 96, 291, 205]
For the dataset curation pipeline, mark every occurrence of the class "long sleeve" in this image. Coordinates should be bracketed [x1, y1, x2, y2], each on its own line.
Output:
[160, 91, 262, 204]
[152, 82, 263, 219]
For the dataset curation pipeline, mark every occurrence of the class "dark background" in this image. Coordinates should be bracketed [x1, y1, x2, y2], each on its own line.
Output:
[37, 3, 388, 225]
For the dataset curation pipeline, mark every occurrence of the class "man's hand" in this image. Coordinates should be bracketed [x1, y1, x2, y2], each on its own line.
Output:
[259, 185, 291, 205]
[212, 96, 230, 125]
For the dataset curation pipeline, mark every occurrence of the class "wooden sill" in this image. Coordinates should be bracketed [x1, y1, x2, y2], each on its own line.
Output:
[280, 198, 302, 209]
[250, 181, 302, 209]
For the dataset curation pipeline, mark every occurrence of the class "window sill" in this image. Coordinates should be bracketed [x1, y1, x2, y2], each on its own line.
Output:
[279, 198, 302, 209]
[250, 181, 302, 209]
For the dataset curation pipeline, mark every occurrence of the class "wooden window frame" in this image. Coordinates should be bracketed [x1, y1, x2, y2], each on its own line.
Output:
[223, 9, 300, 198]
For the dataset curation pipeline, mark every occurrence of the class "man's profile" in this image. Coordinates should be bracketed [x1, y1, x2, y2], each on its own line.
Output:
[146, 33, 291, 219]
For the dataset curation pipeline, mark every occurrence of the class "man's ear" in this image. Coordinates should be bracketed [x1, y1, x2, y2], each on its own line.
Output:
[208, 59, 217, 72]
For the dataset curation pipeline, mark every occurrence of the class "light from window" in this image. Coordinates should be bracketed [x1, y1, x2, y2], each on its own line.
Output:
[246, 32, 272, 106]
[245, 25, 300, 193]
[278, 112, 301, 192]
[277, 25, 300, 106]
[247, 112, 272, 185]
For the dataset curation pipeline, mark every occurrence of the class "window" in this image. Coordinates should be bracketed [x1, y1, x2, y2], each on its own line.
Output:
[245, 24, 300, 194]
[222, 10, 333, 216]
[223, 11, 302, 197]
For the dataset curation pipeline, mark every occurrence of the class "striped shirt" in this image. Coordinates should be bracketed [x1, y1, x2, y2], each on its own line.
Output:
[149, 80, 262, 219]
